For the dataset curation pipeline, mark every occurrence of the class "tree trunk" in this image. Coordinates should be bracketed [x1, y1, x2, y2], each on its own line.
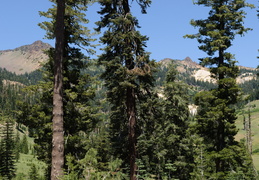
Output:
[51, 0, 65, 179]
[127, 87, 137, 180]
[122, 0, 137, 179]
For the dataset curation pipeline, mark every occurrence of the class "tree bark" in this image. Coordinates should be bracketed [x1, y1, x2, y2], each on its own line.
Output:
[127, 87, 137, 180]
[51, 0, 65, 179]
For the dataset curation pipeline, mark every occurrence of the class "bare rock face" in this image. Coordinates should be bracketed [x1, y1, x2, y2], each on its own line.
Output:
[0, 41, 51, 74]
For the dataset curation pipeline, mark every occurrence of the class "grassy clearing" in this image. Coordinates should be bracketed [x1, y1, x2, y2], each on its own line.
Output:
[14, 129, 47, 179]
[236, 100, 259, 171]
[15, 153, 47, 179]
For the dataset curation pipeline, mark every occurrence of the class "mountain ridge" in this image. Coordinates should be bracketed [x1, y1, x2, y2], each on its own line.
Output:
[159, 57, 257, 84]
[0, 41, 257, 84]
[0, 41, 51, 74]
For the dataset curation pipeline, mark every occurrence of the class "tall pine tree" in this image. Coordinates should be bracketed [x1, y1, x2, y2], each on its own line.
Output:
[17, 0, 97, 179]
[186, 0, 256, 179]
[96, 0, 156, 179]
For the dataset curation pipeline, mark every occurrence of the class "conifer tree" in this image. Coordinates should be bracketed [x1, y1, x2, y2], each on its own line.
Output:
[136, 63, 195, 179]
[186, 0, 256, 179]
[17, 0, 97, 179]
[97, 0, 156, 179]
[20, 134, 29, 154]
[14, 130, 20, 162]
[0, 118, 16, 179]
[159, 63, 194, 179]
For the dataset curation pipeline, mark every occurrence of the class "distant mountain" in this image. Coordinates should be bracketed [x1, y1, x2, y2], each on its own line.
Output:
[159, 57, 257, 84]
[0, 41, 256, 85]
[0, 41, 51, 74]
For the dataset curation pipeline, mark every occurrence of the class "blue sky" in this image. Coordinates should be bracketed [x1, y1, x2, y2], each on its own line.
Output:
[0, 0, 258, 67]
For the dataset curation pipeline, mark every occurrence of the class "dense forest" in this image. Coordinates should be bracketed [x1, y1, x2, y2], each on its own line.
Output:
[1, 0, 259, 180]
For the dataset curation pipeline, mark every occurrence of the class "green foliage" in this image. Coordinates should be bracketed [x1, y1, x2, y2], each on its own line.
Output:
[160, 64, 194, 179]
[16, 0, 99, 178]
[15, 152, 47, 180]
[186, 1, 254, 60]
[137, 63, 194, 179]
[186, 0, 256, 179]
[0, 68, 41, 86]
[97, 0, 157, 177]
[20, 134, 29, 154]
[2, 0, 259, 179]
[0, 118, 16, 179]
[28, 163, 40, 180]
[13, 131, 20, 162]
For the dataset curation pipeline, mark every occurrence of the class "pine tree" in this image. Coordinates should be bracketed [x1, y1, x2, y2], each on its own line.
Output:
[14, 131, 20, 162]
[97, 0, 155, 179]
[16, 0, 98, 179]
[185, 0, 256, 179]
[20, 134, 29, 154]
[160, 63, 194, 179]
[0, 118, 16, 179]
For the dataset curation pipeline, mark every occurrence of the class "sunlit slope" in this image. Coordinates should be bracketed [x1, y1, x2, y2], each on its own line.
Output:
[0, 41, 51, 74]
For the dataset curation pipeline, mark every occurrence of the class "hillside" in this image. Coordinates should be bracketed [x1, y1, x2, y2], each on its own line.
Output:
[236, 100, 259, 171]
[159, 57, 257, 84]
[0, 41, 51, 74]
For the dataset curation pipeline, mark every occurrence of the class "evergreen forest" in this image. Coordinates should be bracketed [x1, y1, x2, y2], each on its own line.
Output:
[1, 0, 259, 179]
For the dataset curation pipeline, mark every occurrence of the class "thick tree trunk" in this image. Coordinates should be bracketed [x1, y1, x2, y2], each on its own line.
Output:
[51, 0, 65, 179]
[127, 87, 137, 180]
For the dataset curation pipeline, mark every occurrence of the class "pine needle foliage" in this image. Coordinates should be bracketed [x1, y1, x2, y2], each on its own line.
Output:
[161, 64, 194, 179]
[96, 0, 157, 179]
[186, 0, 256, 179]
[17, 0, 98, 178]
[138, 63, 195, 179]
[0, 118, 16, 179]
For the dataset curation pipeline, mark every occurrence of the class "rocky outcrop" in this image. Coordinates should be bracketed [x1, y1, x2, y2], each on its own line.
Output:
[159, 57, 257, 84]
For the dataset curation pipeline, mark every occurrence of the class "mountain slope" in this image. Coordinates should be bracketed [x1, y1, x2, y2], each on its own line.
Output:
[0, 41, 256, 84]
[159, 57, 257, 84]
[0, 41, 51, 74]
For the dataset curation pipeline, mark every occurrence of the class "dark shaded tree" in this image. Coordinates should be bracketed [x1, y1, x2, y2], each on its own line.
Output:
[28, 163, 40, 180]
[161, 64, 194, 179]
[0, 118, 16, 179]
[96, 0, 156, 179]
[20, 134, 29, 154]
[138, 63, 194, 179]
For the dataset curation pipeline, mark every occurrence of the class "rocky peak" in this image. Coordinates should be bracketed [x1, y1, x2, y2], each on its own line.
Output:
[182, 56, 200, 68]
[183, 56, 192, 62]
[0, 41, 52, 74]
[15, 40, 51, 53]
